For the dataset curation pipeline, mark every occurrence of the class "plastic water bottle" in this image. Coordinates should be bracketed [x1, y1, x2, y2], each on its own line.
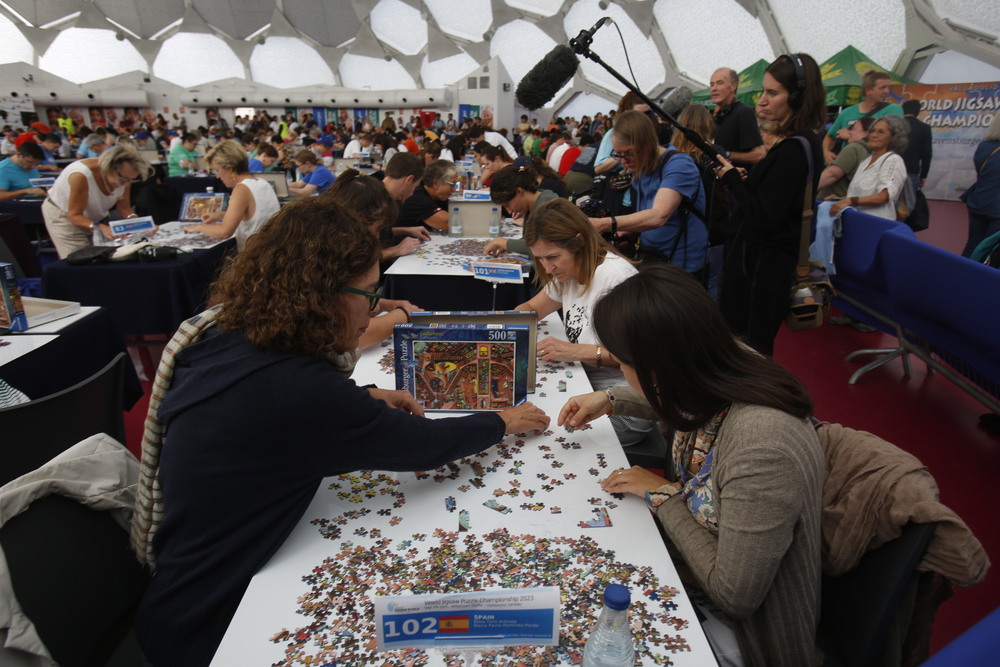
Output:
[582, 584, 634, 667]
[488, 207, 500, 237]
[448, 207, 463, 238]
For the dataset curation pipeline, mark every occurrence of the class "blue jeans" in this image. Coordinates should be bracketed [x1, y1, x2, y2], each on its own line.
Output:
[908, 173, 921, 192]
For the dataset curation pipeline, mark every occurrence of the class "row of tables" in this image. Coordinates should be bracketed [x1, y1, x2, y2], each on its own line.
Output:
[1, 206, 719, 664]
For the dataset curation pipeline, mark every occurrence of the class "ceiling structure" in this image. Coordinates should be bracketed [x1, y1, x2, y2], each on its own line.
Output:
[0, 0, 998, 114]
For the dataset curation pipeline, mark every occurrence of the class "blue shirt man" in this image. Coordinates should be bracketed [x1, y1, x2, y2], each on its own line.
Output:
[0, 142, 44, 201]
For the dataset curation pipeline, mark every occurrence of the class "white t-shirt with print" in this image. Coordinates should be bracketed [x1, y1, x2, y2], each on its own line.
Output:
[543, 252, 636, 389]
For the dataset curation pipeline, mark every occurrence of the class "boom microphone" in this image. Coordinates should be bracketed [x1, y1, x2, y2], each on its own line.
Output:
[569, 17, 611, 53]
[660, 86, 693, 118]
[515, 44, 580, 110]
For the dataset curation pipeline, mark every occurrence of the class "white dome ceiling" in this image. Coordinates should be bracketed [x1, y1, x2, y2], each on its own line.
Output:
[0, 0, 998, 106]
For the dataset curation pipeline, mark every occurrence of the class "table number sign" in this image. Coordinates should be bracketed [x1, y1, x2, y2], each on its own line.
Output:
[373, 587, 560, 651]
[469, 260, 525, 284]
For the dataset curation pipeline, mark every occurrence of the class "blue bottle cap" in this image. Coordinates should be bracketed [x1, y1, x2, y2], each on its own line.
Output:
[603, 584, 630, 611]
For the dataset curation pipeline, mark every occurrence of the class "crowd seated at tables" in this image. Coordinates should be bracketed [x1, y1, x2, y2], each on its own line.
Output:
[1, 75, 994, 667]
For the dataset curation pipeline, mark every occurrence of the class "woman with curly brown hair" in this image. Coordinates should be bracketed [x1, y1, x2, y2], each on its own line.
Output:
[135, 197, 549, 667]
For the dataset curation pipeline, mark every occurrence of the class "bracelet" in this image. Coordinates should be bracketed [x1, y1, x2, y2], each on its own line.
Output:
[595, 345, 602, 367]
[394, 306, 411, 322]
[850, 196, 859, 207]
[604, 388, 615, 417]
[610, 216, 617, 234]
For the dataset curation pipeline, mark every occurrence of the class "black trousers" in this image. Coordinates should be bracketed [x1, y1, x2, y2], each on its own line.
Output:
[719, 239, 796, 357]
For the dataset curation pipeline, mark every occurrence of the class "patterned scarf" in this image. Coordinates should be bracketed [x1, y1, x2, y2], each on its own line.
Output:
[130, 306, 359, 570]
[671, 405, 730, 535]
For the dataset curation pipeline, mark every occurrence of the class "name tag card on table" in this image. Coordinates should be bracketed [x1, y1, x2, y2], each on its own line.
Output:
[109, 215, 156, 236]
[469, 260, 526, 284]
[374, 587, 559, 651]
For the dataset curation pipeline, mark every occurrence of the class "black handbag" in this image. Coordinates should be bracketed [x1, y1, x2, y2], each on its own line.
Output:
[66, 246, 116, 265]
[905, 189, 930, 232]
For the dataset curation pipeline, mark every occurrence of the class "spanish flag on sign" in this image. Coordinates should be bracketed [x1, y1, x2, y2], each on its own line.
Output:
[439, 616, 470, 633]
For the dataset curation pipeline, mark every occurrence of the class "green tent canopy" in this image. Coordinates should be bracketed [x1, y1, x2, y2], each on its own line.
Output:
[820, 45, 917, 107]
[692, 59, 771, 107]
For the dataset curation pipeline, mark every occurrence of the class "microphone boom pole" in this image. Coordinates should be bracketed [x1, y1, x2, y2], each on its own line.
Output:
[569, 33, 721, 164]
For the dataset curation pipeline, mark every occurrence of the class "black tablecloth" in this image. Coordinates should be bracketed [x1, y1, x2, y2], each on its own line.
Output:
[165, 175, 230, 197]
[0, 307, 142, 408]
[42, 240, 235, 338]
[383, 274, 534, 312]
[0, 198, 45, 226]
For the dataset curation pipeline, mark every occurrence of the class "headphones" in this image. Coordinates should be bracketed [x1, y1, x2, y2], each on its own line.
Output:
[785, 53, 806, 110]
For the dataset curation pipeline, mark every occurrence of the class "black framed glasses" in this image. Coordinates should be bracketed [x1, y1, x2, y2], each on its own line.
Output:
[338, 284, 383, 311]
[610, 148, 635, 160]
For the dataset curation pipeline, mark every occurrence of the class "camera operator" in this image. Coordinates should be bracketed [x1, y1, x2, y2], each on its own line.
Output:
[588, 110, 708, 277]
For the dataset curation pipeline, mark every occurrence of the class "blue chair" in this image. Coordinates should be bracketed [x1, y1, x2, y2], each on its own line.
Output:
[881, 233, 1000, 414]
[830, 210, 915, 384]
[921, 606, 1000, 666]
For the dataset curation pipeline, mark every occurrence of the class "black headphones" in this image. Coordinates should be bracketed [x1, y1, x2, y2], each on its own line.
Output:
[786, 53, 806, 110]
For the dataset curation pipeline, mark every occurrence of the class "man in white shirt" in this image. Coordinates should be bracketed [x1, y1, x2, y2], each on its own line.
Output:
[547, 133, 570, 171]
[342, 133, 372, 159]
[467, 126, 517, 161]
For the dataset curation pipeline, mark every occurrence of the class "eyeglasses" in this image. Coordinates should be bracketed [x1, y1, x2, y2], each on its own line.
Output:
[115, 171, 140, 183]
[610, 148, 635, 160]
[338, 284, 383, 311]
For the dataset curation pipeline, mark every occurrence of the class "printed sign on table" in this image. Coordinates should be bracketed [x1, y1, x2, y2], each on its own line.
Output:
[373, 587, 560, 651]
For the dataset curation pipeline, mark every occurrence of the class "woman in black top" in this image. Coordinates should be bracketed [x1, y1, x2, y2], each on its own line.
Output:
[714, 53, 826, 356]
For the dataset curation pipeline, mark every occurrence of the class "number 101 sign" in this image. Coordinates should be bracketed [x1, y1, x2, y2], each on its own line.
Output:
[373, 587, 560, 651]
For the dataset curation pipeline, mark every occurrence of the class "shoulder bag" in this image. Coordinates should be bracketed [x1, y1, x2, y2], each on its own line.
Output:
[786, 137, 836, 331]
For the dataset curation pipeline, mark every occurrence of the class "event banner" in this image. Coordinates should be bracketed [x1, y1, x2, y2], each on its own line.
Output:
[0, 96, 37, 128]
[894, 81, 1000, 200]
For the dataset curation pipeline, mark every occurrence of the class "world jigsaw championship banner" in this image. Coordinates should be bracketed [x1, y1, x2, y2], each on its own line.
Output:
[894, 81, 1000, 200]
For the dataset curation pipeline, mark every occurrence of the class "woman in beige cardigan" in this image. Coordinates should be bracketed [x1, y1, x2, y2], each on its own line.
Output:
[559, 264, 824, 667]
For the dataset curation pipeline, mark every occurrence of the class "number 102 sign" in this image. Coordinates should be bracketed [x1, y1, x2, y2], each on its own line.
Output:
[373, 587, 560, 651]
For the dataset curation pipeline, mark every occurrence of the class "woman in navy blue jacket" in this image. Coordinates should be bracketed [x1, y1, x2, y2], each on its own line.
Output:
[135, 198, 548, 666]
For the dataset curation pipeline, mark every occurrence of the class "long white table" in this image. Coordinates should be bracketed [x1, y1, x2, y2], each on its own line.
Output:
[211, 316, 716, 666]
[383, 222, 535, 312]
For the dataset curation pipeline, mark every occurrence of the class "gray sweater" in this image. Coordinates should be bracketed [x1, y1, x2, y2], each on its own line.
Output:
[613, 389, 824, 666]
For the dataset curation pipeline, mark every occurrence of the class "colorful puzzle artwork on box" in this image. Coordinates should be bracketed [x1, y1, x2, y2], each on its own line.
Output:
[394, 323, 529, 411]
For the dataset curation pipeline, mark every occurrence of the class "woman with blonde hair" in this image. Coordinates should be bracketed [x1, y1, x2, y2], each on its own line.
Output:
[672, 104, 732, 297]
[42, 141, 151, 258]
[514, 198, 655, 446]
[183, 139, 280, 250]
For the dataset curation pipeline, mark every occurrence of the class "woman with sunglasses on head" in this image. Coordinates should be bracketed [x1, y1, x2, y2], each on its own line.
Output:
[182, 140, 280, 250]
[559, 264, 822, 667]
[588, 110, 709, 276]
[714, 53, 826, 356]
[41, 142, 151, 258]
[134, 197, 549, 667]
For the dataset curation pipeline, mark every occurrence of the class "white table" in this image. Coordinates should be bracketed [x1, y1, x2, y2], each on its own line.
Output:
[211, 316, 716, 666]
[383, 223, 534, 312]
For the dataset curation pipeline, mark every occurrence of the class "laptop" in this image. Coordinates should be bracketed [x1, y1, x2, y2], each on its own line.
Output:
[256, 171, 290, 200]
[137, 149, 160, 165]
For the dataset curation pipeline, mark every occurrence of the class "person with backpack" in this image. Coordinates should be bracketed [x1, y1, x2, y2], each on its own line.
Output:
[671, 104, 732, 298]
[586, 110, 708, 277]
